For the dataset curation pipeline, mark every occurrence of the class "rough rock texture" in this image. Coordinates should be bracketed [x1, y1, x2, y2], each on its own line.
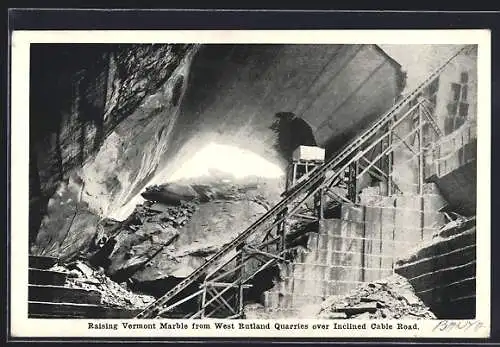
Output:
[30, 44, 197, 254]
[394, 216, 476, 319]
[317, 274, 436, 319]
[51, 261, 155, 309]
[30, 44, 402, 270]
[79, 177, 282, 297]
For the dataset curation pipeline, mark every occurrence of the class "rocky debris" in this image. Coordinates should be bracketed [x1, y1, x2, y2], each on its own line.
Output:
[134, 200, 198, 229]
[142, 183, 199, 205]
[79, 178, 277, 294]
[89, 221, 180, 283]
[318, 274, 436, 319]
[30, 44, 195, 255]
[130, 198, 269, 285]
[433, 215, 475, 239]
[396, 216, 476, 267]
[50, 260, 155, 309]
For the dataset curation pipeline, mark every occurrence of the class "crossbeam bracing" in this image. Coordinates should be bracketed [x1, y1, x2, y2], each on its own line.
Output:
[134, 45, 470, 319]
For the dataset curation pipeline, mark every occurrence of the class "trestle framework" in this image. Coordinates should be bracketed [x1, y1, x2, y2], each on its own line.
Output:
[134, 46, 469, 319]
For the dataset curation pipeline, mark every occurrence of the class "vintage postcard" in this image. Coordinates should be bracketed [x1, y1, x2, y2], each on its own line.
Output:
[9, 29, 491, 339]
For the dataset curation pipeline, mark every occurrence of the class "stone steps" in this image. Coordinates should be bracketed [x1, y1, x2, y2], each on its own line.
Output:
[27, 255, 141, 319]
[29, 285, 102, 305]
[29, 255, 59, 270]
[28, 301, 142, 319]
[29, 268, 68, 286]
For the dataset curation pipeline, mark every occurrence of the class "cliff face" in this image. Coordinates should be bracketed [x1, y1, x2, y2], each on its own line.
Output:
[30, 44, 197, 254]
[30, 44, 403, 260]
[158, 44, 404, 177]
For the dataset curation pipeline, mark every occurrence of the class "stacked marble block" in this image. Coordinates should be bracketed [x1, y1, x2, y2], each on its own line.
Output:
[263, 184, 446, 315]
[424, 123, 477, 179]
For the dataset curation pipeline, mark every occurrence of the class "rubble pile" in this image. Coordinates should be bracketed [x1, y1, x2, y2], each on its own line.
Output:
[131, 181, 270, 229]
[51, 260, 155, 309]
[432, 215, 476, 239]
[318, 274, 436, 319]
[79, 178, 277, 294]
[133, 200, 198, 229]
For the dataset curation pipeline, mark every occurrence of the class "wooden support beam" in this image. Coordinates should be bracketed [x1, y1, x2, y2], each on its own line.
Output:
[242, 258, 278, 284]
[420, 99, 443, 137]
[393, 131, 418, 155]
[258, 236, 281, 250]
[157, 288, 204, 316]
[324, 188, 351, 203]
[287, 213, 318, 222]
[204, 293, 237, 318]
[205, 251, 242, 280]
[357, 123, 426, 179]
[200, 285, 207, 318]
[360, 156, 388, 178]
[357, 158, 386, 182]
[226, 313, 243, 319]
[208, 256, 253, 283]
[191, 283, 235, 318]
[207, 287, 236, 315]
[243, 246, 287, 262]
[202, 282, 252, 288]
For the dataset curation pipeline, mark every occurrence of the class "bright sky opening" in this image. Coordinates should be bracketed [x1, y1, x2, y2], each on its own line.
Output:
[109, 143, 284, 221]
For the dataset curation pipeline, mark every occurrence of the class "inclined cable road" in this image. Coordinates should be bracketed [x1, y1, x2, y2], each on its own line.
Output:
[134, 45, 469, 319]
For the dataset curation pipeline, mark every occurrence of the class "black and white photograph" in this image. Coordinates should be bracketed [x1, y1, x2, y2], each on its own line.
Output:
[9, 29, 491, 339]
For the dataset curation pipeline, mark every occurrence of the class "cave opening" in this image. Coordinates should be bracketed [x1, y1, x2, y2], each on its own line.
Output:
[167, 142, 285, 182]
[109, 142, 285, 221]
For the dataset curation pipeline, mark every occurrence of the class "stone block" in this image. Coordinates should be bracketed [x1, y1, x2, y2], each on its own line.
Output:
[363, 268, 381, 282]
[29, 256, 59, 270]
[28, 285, 102, 305]
[381, 256, 395, 270]
[292, 145, 325, 161]
[28, 301, 142, 319]
[424, 211, 446, 229]
[318, 234, 329, 249]
[302, 279, 324, 297]
[293, 263, 305, 279]
[284, 277, 294, 293]
[396, 244, 476, 280]
[395, 209, 422, 234]
[408, 260, 476, 293]
[329, 265, 362, 282]
[396, 195, 421, 209]
[307, 233, 319, 249]
[363, 242, 381, 269]
[341, 204, 364, 222]
[423, 183, 440, 195]
[316, 250, 329, 264]
[397, 227, 476, 265]
[416, 277, 475, 309]
[327, 281, 360, 296]
[293, 278, 305, 293]
[349, 220, 366, 238]
[331, 236, 364, 254]
[264, 291, 279, 309]
[330, 250, 363, 268]
[319, 219, 342, 236]
[318, 265, 330, 281]
[29, 269, 67, 286]
[381, 239, 396, 254]
[280, 263, 294, 278]
[423, 193, 447, 211]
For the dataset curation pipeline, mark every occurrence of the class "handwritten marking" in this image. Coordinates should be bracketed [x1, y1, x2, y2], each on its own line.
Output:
[432, 320, 485, 333]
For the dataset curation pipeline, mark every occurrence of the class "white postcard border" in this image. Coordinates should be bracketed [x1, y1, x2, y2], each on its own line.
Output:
[9, 29, 491, 339]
